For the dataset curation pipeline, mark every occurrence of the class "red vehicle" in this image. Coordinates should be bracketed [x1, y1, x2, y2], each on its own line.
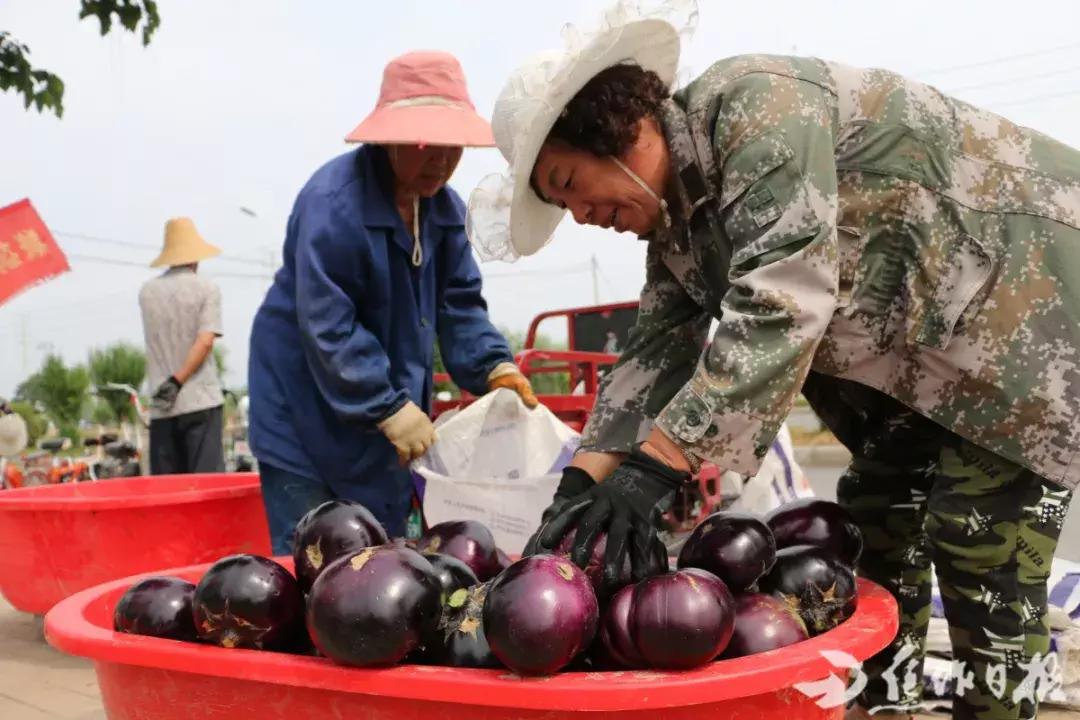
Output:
[435, 301, 637, 431]
[433, 301, 720, 531]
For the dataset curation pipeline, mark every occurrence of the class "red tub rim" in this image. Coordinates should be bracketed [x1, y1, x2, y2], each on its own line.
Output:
[45, 560, 899, 713]
[0, 473, 261, 512]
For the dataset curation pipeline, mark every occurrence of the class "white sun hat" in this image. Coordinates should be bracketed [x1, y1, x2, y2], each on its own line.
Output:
[466, 0, 697, 261]
[0, 410, 28, 457]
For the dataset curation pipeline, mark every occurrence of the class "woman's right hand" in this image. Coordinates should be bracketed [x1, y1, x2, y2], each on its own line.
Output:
[377, 401, 436, 465]
[524, 451, 624, 554]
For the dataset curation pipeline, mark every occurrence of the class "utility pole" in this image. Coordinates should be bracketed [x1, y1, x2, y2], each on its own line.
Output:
[265, 248, 277, 280]
[239, 206, 278, 281]
[590, 254, 600, 305]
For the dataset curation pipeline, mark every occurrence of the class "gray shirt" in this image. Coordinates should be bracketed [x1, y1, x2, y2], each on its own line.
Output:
[139, 267, 224, 419]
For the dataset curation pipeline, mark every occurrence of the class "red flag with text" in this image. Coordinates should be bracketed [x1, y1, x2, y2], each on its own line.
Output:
[0, 198, 69, 306]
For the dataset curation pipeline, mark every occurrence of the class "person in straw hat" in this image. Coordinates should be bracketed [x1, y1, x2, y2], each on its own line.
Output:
[470, 1, 1079, 717]
[248, 50, 535, 551]
[139, 217, 226, 475]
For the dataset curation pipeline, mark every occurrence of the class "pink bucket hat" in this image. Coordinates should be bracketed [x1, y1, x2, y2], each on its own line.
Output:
[346, 51, 494, 147]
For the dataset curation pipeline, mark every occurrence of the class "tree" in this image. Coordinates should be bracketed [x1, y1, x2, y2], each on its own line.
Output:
[17, 355, 90, 440]
[431, 330, 571, 398]
[90, 399, 115, 426]
[88, 342, 147, 422]
[213, 344, 227, 382]
[8, 400, 46, 447]
[500, 328, 571, 395]
[1, 1, 160, 118]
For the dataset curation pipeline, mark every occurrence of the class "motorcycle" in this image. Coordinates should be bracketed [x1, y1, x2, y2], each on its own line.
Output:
[83, 433, 141, 479]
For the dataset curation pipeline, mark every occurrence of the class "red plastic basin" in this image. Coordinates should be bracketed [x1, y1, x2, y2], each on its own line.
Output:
[0, 474, 270, 614]
[46, 557, 898, 719]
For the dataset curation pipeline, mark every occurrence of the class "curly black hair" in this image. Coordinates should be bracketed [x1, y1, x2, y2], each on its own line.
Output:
[548, 63, 670, 157]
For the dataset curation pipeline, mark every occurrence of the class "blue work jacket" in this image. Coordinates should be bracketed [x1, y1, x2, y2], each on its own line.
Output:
[248, 145, 512, 532]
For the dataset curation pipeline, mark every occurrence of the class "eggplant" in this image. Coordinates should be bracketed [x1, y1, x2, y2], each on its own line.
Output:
[765, 498, 863, 566]
[555, 527, 632, 596]
[420, 520, 501, 582]
[306, 545, 441, 667]
[597, 583, 644, 669]
[720, 593, 809, 658]
[677, 511, 776, 593]
[630, 567, 735, 670]
[423, 552, 480, 602]
[113, 576, 197, 641]
[421, 583, 501, 669]
[193, 555, 303, 650]
[482, 554, 598, 675]
[292, 500, 389, 593]
[759, 544, 858, 635]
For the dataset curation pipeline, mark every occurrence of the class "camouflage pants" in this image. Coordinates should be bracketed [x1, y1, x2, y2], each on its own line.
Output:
[803, 372, 1073, 720]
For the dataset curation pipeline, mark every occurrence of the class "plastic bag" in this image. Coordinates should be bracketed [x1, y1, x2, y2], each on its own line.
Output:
[725, 423, 814, 514]
[414, 389, 579, 554]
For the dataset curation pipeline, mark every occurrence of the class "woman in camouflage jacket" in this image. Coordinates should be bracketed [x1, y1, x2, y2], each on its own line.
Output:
[468, 9, 1077, 719]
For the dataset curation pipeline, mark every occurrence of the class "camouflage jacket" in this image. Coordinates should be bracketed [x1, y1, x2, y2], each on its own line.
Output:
[580, 55, 1080, 490]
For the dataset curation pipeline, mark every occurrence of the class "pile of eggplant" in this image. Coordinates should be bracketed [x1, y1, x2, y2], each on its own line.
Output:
[112, 497, 863, 676]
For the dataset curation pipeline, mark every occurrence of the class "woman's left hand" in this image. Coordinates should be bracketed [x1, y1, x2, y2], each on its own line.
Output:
[487, 363, 538, 408]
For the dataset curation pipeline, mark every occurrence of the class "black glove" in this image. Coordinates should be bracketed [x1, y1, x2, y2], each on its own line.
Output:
[520, 468, 591, 557]
[544, 466, 596, 522]
[523, 466, 595, 556]
[152, 376, 183, 412]
[536, 446, 688, 590]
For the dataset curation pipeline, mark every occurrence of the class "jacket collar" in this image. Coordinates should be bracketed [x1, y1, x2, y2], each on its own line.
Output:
[651, 99, 715, 252]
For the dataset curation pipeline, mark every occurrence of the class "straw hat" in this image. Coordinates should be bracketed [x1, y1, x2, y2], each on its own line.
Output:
[345, 51, 494, 147]
[150, 218, 221, 268]
[467, 0, 695, 261]
[0, 411, 28, 457]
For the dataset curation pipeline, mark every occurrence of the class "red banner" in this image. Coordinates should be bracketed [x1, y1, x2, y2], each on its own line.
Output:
[0, 198, 70, 306]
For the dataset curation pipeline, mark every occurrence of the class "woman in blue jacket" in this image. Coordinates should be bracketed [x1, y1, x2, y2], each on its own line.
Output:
[249, 51, 535, 552]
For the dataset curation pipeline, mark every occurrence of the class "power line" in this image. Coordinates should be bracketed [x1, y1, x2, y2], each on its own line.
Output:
[597, 265, 621, 301]
[914, 42, 1080, 78]
[55, 230, 270, 266]
[484, 262, 591, 280]
[948, 64, 1080, 94]
[2, 288, 136, 320]
[54, 230, 154, 251]
[990, 88, 1080, 108]
[67, 252, 271, 279]
[68, 253, 147, 269]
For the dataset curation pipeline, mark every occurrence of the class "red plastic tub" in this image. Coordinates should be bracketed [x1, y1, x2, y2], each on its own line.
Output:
[46, 557, 898, 719]
[0, 474, 270, 614]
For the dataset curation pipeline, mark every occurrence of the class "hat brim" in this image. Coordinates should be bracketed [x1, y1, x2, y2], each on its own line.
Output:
[346, 104, 495, 147]
[507, 19, 681, 257]
[0, 414, 28, 457]
[150, 241, 222, 268]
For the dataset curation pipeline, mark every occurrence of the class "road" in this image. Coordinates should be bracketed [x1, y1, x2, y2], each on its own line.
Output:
[804, 466, 1080, 563]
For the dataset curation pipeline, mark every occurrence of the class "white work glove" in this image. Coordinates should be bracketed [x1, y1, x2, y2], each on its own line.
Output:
[378, 401, 436, 465]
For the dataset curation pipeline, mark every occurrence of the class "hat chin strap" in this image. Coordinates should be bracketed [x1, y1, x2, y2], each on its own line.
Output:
[412, 197, 423, 267]
[611, 157, 671, 229]
[390, 144, 424, 267]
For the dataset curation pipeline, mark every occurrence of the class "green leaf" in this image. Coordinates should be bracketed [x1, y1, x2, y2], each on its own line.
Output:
[118, 5, 141, 31]
[447, 588, 469, 609]
[0, 31, 65, 117]
[77, 0, 161, 45]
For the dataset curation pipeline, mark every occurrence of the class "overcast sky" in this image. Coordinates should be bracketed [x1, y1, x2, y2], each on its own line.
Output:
[3, 0, 1080, 395]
